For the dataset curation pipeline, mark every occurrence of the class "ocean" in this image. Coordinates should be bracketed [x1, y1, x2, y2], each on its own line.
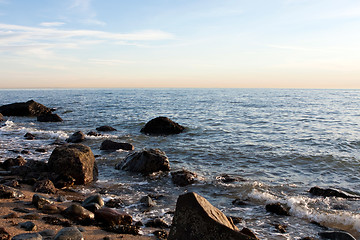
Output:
[1, 88, 360, 239]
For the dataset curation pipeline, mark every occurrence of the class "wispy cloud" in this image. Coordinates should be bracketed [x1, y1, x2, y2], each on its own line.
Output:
[39, 22, 66, 27]
[89, 58, 135, 66]
[68, 0, 106, 26]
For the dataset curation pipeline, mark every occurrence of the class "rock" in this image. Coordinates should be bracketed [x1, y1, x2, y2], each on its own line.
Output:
[42, 216, 72, 227]
[102, 225, 139, 235]
[82, 194, 104, 209]
[274, 224, 287, 233]
[11, 160, 48, 178]
[100, 140, 134, 151]
[23, 213, 41, 220]
[116, 149, 170, 175]
[232, 198, 247, 206]
[105, 198, 124, 208]
[21, 150, 30, 154]
[87, 131, 101, 136]
[19, 221, 37, 231]
[37, 113, 63, 122]
[168, 192, 257, 240]
[48, 144, 98, 185]
[52, 175, 76, 189]
[24, 133, 35, 140]
[0, 100, 52, 117]
[217, 174, 245, 183]
[0, 227, 10, 240]
[0, 113, 4, 121]
[53, 227, 84, 240]
[2, 156, 26, 171]
[42, 204, 62, 214]
[240, 228, 260, 240]
[171, 169, 197, 186]
[11, 233, 42, 240]
[33, 179, 57, 194]
[3, 212, 19, 219]
[35, 148, 46, 153]
[82, 202, 101, 212]
[140, 195, 155, 207]
[4, 179, 20, 188]
[318, 231, 356, 240]
[141, 116, 185, 135]
[145, 218, 169, 228]
[32, 194, 54, 209]
[95, 207, 132, 226]
[0, 184, 24, 198]
[310, 186, 360, 199]
[265, 202, 290, 216]
[66, 131, 85, 143]
[96, 126, 117, 132]
[227, 216, 242, 224]
[13, 207, 31, 213]
[62, 204, 95, 223]
[153, 230, 168, 239]
[38, 229, 56, 238]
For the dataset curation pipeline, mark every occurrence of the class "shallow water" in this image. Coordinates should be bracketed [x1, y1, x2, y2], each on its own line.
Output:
[1, 88, 360, 239]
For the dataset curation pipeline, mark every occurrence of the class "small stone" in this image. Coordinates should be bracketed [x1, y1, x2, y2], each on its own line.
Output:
[66, 131, 85, 143]
[53, 227, 84, 240]
[11, 233, 42, 240]
[38, 229, 56, 237]
[275, 224, 287, 233]
[105, 198, 124, 208]
[3, 212, 19, 219]
[153, 230, 168, 239]
[23, 213, 41, 220]
[140, 195, 155, 207]
[265, 202, 290, 216]
[24, 133, 35, 140]
[32, 194, 54, 209]
[62, 204, 95, 223]
[171, 169, 197, 187]
[145, 218, 169, 228]
[33, 179, 57, 194]
[95, 207, 132, 226]
[42, 204, 61, 214]
[19, 221, 37, 231]
[96, 126, 117, 132]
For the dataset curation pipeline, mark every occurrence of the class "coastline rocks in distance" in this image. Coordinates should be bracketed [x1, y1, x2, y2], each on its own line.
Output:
[309, 186, 360, 199]
[100, 140, 134, 151]
[66, 131, 85, 143]
[171, 169, 197, 187]
[115, 149, 170, 175]
[96, 125, 117, 132]
[141, 116, 185, 135]
[37, 113, 63, 122]
[0, 100, 52, 117]
[168, 192, 257, 240]
[48, 144, 98, 185]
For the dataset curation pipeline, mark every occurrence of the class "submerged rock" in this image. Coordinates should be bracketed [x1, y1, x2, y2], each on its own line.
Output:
[171, 169, 197, 187]
[310, 186, 360, 199]
[24, 132, 35, 140]
[141, 116, 185, 135]
[96, 126, 117, 132]
[37, 113, 63, 122]
[0, 100, 52, 117]
[116, 149, 170, 175]
[66, 131, 85, 143]
[168, 192, 257, 240]
[318, 231, 356, 240]
[48, 144, 98, 185]
[100, 140, 134, 151]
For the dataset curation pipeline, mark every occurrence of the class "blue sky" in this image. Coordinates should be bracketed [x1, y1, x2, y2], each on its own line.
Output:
[0, 0, 360, 88]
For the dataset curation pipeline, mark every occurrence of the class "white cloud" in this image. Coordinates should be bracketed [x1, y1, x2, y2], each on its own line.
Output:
[70, 0, 91, 12]
[89, 58, 135, 66]
[39, 22, 65, 27]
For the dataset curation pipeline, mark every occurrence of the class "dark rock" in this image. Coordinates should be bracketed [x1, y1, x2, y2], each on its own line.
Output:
[168, 192, 257, 240]
[274, 224, 287, 233]
[11, 160, 48, 178]
[82, 194, 104, 208]
[145, 218, 169, 228]
[0, 100, 52, 117]
[37, 113, 63, 122]
[13, 207, 31, 213]
[96, 126, 117, 132]
[217, 174, 245, 183]
[171, 169, 197, 186]
[153, 230, 168, 239]
[141, 116, 185, 135]
[116, 149, 170, 175]
[310, 186, 360, 199]
[33, 179, 57, 194]
[83, 202, 101, 213]
[0, 184, 24, 198]
[53, 227, 83, 240]
[11, 233, 42, 240]
[134, 221, 143, 227]
[42, 216, 72, 227]
[265, 202, 290, 216]
[4, 180, 20, 188]
[0, 113, 4, 122]
[66, 131, 85, 143]
[95, 207, 132, 226]
[102, 225, 139, 235]
[62, 204, 95, 223]
[227, 216, 242, 224]
[38, 229, 56, 238]
[318, 231, 356, 240]
[21, 150, 30, 155]
[2, 156, 26, 171]
[105, 198, 124, 208]
[140, 195, 155, 207]
[0, 227, 10, 240]
[48, 144, 98, 185]
[35, 148, 46, 153]
[42, 204, 62, 214]
[87, 131, 101, 136]
[240, 228, 260, 240]
[32, 194, 54, 209]
[53, 175, 75, 189]
[3, 212, 19, 219]
[23, 213, 41, 220]
[232, 199, 247, 206]
[100, 140, 134, 151]
[19, 221, 37, 231]
[24, 133, 35, 140]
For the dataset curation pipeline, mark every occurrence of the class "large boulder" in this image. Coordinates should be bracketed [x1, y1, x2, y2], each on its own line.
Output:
[141, 116, 185, 135]
[115, 149, 170, 175]
[48, 144, 98, 185]
[168, 192, 256, 240]
[100, 140, 134, 151]
[0, 100, 52, 117]
[37, 113, 63, 122]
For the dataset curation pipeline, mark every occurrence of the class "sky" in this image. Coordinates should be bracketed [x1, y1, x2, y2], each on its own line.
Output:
[0, 0, 360, 89]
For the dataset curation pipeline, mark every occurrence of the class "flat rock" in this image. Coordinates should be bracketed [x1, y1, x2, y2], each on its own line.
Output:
[37, 113, 63, 122]
[53, 227, 84, 240]
[171, 169, 197, 187]
[141, 116, 185, 135]
[96, 126, 116, 132]
[0, 100, 52, 117]
[100, 140, 134, 151]
[310, 186, 360, 199]
[168, 192, 257, 240]
[11, 233, 43, 240]
[66, 131, 85, 143]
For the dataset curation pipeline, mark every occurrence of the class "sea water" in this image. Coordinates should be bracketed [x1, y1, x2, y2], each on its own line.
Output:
[1, 88, 360, 239]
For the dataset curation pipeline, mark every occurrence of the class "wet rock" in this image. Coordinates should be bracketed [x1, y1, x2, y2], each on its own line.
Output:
[82, 194, 104, 208]
[66, 131, 85, 143]
[227, 216, 242, 224]
[153, 230, 168, 239]
[0, 227, 10, 240]
[100, 140, 134, 151]
[310, 186, 360, 199]
[140, 195, 155, 207]
[141, 116, 185, 135]
[145, 218, 169, 228]
[116, 149, 170, 175]
[0, 184, 24, 198]
[2, 156, 26, 171]
[48, 144, 98, 185]
[32, 194, 54, 209]
[11, 233, 42, 240]
[21, 150, 30, 155]
[168, 192, 257, 240]
[217, 174, 245, 183]
[0, 113, 3, 122]
[19, 221, 37, 231]
[62, 204, 95, 223]
[96, 126, 116, 132]
[33, 179, 57, 194]
[232, 198, 247, 206]
[53, 227, 83, 240]
[105, 198, 124, 208]
[23, 213, 41, 220]
[37, 113, 63, 122]
[95, 207, 132, 226]
[87, 131, 101, 136]
[0, 100, 52, 117]
[318, 231, 356, 240]
[52, 175, 75, 189]
[240, 228, 260, 240]
[103, 225, 139, 235]
[42, 216, 72, 227]
[24, 133, 35, 140]
[265, 202, 290, 216]
[3, 212, 19, 219]
[42, 204, 62, 214]
[35, 148, 46, 153]
[274, 224, 287, 233]
[38, 229, 56, 238]
[171, 169, 197, 187]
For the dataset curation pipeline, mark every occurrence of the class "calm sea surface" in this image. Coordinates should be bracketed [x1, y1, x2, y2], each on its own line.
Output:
[1, 88, 360, 239]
